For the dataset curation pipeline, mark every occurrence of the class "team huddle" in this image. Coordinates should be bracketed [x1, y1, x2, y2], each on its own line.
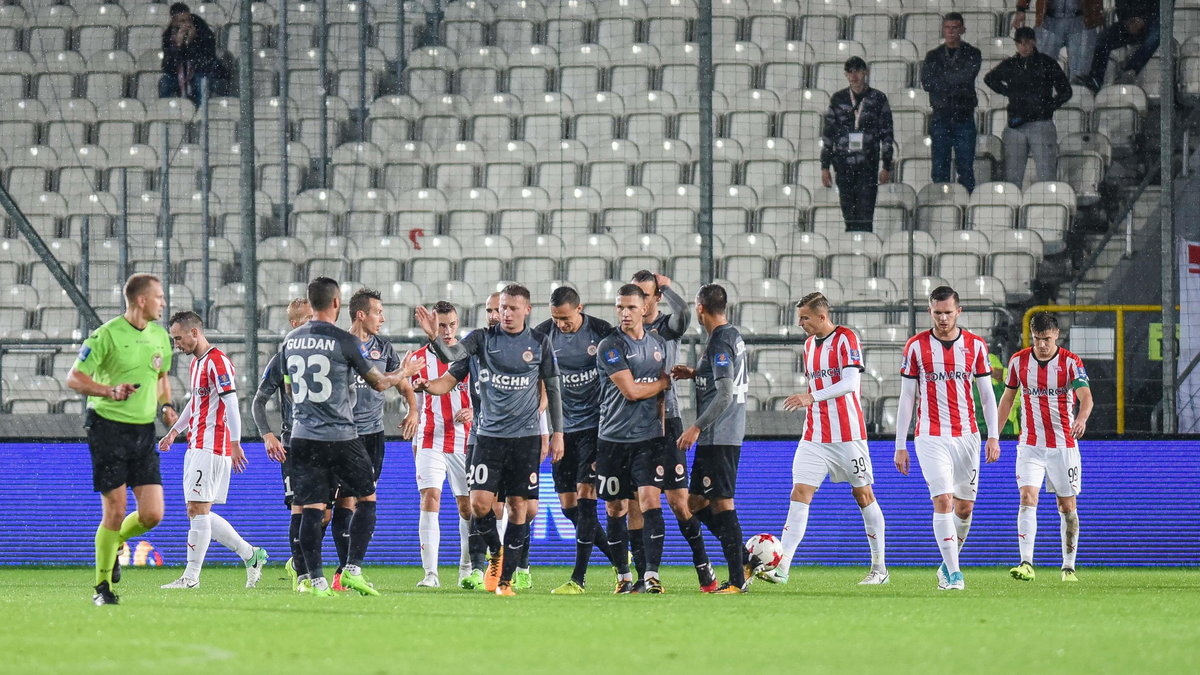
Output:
[70, 273, 1093, 604]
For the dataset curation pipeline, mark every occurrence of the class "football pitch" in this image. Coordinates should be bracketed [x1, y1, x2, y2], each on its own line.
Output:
[3, 566, 1198, 674]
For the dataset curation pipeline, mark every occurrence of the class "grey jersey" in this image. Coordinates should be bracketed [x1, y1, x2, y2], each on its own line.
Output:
[647, 311, 684, 420]
[535, 315, 613, 432]
[256, 352, 293, 447]
[597, 330, 668, 443]
[447, 356, 478, 445]
[280, 320, 376, 442]
[456, 325, 558, 438]
[351, 334, 400, 435]
[695, 323, 748, 446]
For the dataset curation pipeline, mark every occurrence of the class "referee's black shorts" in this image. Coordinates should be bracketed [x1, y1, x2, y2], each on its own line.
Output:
[86, 410, 161, 493]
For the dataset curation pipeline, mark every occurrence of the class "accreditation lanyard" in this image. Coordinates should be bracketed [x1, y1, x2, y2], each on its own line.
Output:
[848, 89, 866, 131]
[848, 89, 866, 151]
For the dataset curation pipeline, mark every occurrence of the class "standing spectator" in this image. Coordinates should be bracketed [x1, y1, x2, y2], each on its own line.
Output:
[820, 57, 895, 233]
[984, 28, 1072, 186]
[1012, 0, 1104, 80]
[159, 3, 226, 106]
[1076, 0, 1160, 92]
[921, 13, 982, 193]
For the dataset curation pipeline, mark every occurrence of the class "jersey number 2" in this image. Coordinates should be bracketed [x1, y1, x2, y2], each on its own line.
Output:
[286, 354, 332, 403]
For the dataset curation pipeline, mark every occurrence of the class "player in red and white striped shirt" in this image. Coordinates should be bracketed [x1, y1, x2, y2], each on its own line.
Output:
[997, 312, 1093, 583]
[158, 311, 266, 589]
[763, 292, 888, 586]
[893, 286, 1001, 591]
[410, 301, 473, 588]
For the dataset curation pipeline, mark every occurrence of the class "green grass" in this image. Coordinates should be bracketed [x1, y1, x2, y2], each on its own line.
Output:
[3, 566, 1198, 674]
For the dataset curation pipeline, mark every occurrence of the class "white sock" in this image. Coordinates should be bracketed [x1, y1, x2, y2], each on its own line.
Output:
[1060, 509, 1079, 569]
[860, 501, 886, 571]
[419, 511, 440, 575]
[458, 516, 471, 568]
[184, 513, 212, 580]
[1017, 505, 1037, 563]
[933, 512, 960, 574]
[954, 514, 972, 552]
[209, 512, 253, 560]
[497, 508, 509, 541]
[778, 500, 810, 576]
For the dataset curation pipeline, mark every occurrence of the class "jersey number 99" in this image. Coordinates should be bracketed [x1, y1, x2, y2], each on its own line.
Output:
[287, 354, 332, 403]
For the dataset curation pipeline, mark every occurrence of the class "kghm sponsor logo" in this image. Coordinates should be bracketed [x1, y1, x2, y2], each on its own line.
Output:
[696, 376, 709, 388]
[285, 337, 337, 352]
[562, 369, 598, 386]
[634, 376, 659, 384]
[1024, 386, 1070, 397]
[479, 369, 533, 390]
[923, 371, 972, 382]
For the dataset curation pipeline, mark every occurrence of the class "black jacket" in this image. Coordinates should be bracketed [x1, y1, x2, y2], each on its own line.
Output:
[921, 42, 982, 122]
[983, 52, 1071, 125]
[1116, 0, 1159, 22]
[161, 15, 225, 79]
[820, 86, 894, 172]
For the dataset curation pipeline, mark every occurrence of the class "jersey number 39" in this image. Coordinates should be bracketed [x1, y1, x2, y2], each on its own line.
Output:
[287, 354, 332, 403]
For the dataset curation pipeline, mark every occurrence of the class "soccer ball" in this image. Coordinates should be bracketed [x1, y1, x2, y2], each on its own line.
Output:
[745, 533, 783, 572]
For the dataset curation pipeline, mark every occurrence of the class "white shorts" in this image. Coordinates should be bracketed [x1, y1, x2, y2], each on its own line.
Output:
[1016, 443, 1082, 497]
[415, 446, 469, 497]
[792, 439, 874, 488]
[914, 433, 981, 500]
[182, 447, 232, 504]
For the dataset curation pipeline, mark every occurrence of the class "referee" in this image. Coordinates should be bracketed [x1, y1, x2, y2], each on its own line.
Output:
[67, 274, 178, 605]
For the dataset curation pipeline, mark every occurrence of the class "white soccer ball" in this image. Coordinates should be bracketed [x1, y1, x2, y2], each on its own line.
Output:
[745, 533, 784, 572]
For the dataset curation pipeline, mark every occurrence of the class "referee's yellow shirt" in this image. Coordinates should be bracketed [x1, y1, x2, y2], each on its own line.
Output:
[72, 316, 172, 425]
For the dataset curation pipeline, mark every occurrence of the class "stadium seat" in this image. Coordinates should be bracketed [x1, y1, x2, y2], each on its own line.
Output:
[967, 182, 1021, 234]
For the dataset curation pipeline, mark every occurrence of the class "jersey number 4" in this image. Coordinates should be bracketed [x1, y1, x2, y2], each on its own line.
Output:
[733, 358, 749, 404]
[287, 354, 333, 403]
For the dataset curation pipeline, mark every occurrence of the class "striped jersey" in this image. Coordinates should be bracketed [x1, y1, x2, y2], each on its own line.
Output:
[900, 329, 992, 437]
[1005, 347, 1089, 449]
[411, 344, 471, 454]
[186, 346, 237, 455]
[802, 325, 868, 443]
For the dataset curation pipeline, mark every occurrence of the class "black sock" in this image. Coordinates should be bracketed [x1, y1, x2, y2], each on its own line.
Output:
[501, 522, 528, 583]
[578, 499, 616, 565]
[299, 508, 325, 580]
[572, 511, 595, 585]
[331, 506, 354, 571]
[289, 512, 307, 575]
[519, 517, 532, 568]
[629, 528, 646, 581]
[714, 509, 746, 587]
[468, 516, 488, 570]
[605, 514, 630, 575]
[475, 512, 502, 556]
[346, 501, 376, 568]
[678, 515, 711, 569]
[642, 508, 665, 574]
[694, 505, 715, 534]
[561, 505, 580, 526]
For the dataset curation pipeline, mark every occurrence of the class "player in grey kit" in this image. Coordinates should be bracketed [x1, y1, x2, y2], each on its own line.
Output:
[281, 277, 423, 597]
[415, 283, 565, 597]
[597, 284, 716, 594]
[673, 283, 751, 593]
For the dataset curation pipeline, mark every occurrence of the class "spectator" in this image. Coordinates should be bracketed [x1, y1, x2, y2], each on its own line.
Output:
[158, 2, 226, 106]
[820, 57, 894, 233]
[920, 12, 982, 193]
[984, 28, 1072, 187]
[1076, 0, 1160, 93]
[1012, 0, 1103, 80]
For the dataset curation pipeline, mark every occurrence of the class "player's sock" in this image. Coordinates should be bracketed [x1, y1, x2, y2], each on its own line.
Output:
[93, 525, 122, 586]
[118, 511, 152, 541]
[419, 510, 439, 575]
[501, 522, 528, 583]
[954, 514, 973, 551]
[1060, 509, 1079, 570]
[208, 512, 253, 560]
[497, 508, 509, 541]
[289, 513, 307, 576]
[629, 528, 646, 581]
[1018, 505, 1037, 563]
[933, 512, 960, 574]
[184, 513, 212, 580]
[642, 508, 666, 574]
[332, 506, 354, 571]
[519, 517, 533, 568]
[571, 510, 596, 584]
[860, 501, 886, 571]
[299, 507, 326, 580]
[468, 516, 488, 570]
[694, 505, 715, 533]
[677, 515, 711, 569]
[458, 516, 471, 570]
[346, 501, 377, 567]
[561, 505, 580, 526]
[475, 512, 503, 556]
[779, 500, 811, 576]
[713, 510, 746, 588]
[605, 515, 631, 576]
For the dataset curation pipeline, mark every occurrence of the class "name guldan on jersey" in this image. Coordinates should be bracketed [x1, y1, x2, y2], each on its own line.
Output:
[562, 369, 598, 387]
[285, 337, 337, 352]
[923, 371, 972, 382]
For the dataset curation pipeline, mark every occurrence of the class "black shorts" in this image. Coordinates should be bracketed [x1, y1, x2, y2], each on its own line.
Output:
[281, 453, 294, 509]
[334, 431, 386, 499]
[470, 434, 541, 500]
[553, 428, 599, 494]
[634, 435, 689, 493]
[86, 411, 161, 493]
[689, 445, 741, 499]
[290, 436, 377, 506]
[596, 439, 639, 502]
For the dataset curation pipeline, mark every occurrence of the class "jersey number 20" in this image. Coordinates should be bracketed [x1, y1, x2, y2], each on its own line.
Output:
[287, 354, 332, 403]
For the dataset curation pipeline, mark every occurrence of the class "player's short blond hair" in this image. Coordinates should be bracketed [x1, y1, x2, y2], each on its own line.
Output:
[286, 297, 311, 323]
[123, 273, 161, 303]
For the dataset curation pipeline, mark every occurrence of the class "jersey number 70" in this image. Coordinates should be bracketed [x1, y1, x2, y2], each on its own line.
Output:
[287, 354, 332, 403]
